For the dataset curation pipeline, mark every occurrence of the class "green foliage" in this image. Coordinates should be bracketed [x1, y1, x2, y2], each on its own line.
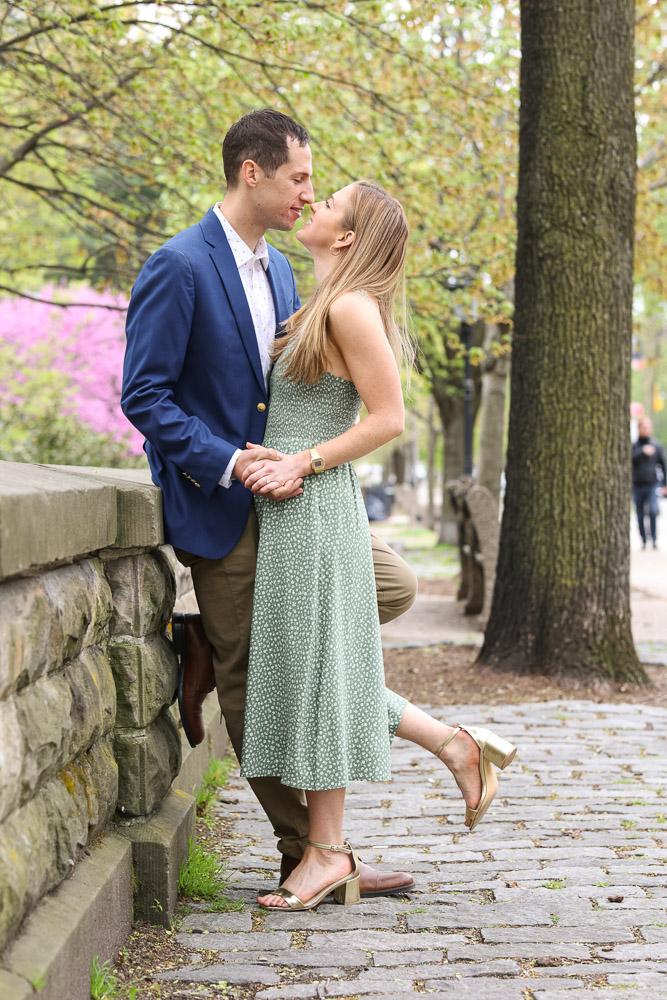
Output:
[0, 0, 664, 409]
[0, 343, 144, 467]
[178, 838, 244, 912]
[196, 754, 237, 824]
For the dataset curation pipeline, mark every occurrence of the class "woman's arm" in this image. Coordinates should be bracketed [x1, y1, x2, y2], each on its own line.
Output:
[243, 291, 404, 493]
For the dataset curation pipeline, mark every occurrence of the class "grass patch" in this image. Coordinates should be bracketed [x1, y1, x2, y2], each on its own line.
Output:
[196, 754, 237, 825]
[178, 838, 243, 912]
[543, 879, 566, 890]
[90, 956, 138, 1000]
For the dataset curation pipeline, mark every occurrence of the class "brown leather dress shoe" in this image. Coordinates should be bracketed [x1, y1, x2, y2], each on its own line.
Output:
[280, 854, 414, 897]
[171, 613, 216, 748]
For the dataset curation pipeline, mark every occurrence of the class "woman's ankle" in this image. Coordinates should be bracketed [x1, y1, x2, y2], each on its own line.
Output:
[303, 846, 351, 868]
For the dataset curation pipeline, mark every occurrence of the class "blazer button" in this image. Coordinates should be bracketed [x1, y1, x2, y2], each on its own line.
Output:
[257, 402, 267, 412]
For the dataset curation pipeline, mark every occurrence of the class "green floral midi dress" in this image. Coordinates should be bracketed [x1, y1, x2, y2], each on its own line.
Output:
[240, 359, 407, 790]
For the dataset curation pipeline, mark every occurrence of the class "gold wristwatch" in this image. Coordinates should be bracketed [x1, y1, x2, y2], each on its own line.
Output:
[309, 448, 326, 474]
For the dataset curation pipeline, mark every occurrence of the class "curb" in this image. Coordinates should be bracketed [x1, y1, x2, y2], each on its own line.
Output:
[0, 833, 132, 1000]
[0, 697, 229, 998]
[116, 788, 195, 925]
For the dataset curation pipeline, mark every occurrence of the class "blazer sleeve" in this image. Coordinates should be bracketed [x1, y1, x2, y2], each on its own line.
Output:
[121, 247, 238, 497]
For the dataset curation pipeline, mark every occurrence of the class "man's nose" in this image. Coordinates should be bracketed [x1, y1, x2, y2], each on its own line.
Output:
[301, 182, 315, 205]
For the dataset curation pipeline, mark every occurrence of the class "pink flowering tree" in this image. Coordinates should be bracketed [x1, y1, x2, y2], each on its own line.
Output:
[0, 288, 146, 467]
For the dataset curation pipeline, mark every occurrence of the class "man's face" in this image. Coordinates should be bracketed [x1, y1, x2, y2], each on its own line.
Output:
[254, 139, 314, 231]
[639, 419, 652, 437]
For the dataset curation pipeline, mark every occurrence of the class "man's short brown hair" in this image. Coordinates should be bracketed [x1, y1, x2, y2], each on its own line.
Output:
[222, 108, 309, 187]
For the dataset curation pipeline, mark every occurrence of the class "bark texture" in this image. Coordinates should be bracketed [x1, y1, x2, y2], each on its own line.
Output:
[432, 322, 484, 543]
[480, 0, 645, 682]
[477, 323, 510, 506]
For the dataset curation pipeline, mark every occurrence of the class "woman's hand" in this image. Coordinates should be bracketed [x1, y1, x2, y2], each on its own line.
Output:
[242, 444, 310, 496]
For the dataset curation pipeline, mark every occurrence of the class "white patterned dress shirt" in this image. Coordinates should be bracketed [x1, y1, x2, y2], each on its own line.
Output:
[212, 204, 276, 487]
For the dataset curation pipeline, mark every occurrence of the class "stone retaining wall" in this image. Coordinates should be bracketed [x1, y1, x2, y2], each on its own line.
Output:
[0, 558, 118, 948]
[0, 460, 225, 999]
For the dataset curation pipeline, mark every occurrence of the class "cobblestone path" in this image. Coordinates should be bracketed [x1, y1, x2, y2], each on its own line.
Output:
[159, 700, 667, 998]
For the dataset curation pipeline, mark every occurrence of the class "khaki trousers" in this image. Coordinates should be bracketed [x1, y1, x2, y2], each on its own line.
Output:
[174, 509, 417, 860]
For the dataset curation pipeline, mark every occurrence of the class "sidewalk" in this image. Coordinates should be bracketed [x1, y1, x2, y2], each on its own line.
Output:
[158, 700, 667, 997]
[380, 519, 667, 665]
[148, 518, 667, 997]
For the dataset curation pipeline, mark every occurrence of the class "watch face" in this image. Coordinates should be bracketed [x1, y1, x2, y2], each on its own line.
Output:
[312, 458, 325, 471]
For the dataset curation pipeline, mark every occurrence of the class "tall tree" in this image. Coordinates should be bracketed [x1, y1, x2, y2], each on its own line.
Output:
[477, 321, 511, 505]
[479, 0, 647, 683]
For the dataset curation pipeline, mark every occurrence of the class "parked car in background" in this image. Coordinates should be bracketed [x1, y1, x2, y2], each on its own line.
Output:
[363, 484, 395, 522]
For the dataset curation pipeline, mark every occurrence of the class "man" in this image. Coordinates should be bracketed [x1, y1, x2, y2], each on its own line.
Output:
[632, 417, 667, 550]
[121, 109, 417, 896]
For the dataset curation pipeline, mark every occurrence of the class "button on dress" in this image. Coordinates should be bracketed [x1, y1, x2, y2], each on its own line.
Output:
[240, 358, 407, 790]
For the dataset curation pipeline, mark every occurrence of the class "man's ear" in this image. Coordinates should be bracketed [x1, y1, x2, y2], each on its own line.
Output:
[239, 159, 261, 188]
[332, 230, 355, 252]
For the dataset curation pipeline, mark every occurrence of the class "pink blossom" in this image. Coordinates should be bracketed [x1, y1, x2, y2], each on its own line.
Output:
[0, 287, 144, 456]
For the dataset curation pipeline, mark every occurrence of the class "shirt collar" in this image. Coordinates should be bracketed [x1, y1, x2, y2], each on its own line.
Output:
[213, 203, 269, 271]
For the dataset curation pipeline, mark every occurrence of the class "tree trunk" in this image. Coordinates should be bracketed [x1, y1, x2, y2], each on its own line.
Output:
[432, 321, 485, 543]
[426, 397, 438, 530]
[477, 323, 510, 506]
[480, 0, 646, 683]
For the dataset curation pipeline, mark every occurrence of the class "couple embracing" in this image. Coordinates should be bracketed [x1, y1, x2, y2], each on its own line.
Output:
[121, 109, 516, 912]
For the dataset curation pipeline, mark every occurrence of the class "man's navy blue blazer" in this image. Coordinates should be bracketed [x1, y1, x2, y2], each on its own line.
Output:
[121, 208, 300, 559]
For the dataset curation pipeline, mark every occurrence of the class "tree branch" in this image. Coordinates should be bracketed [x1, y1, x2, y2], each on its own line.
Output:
[0, 285, 127, 310]
[0, 67, 142, 177]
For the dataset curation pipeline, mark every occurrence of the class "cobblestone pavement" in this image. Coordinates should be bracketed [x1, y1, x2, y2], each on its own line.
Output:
[157, 700, 667, 998]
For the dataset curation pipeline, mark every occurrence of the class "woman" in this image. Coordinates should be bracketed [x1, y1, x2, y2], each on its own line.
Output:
[240, 180, 516, 911]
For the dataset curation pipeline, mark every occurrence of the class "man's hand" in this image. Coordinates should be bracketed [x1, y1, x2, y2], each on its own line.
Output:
[642, 444, 656, 456]
[232, 445, 282, 482]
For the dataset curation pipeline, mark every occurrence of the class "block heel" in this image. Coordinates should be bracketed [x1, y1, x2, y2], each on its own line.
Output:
[333, 873, 361, 905]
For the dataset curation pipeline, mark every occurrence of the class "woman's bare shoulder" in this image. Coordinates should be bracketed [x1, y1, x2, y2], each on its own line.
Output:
[328, 290, 380, 327]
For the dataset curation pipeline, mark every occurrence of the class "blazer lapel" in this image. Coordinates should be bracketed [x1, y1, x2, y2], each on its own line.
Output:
[266, 251, 294, 330]
[201, 210, 265, 394]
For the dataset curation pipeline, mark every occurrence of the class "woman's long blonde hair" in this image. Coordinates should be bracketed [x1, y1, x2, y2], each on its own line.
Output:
[274, 180, 413, 383]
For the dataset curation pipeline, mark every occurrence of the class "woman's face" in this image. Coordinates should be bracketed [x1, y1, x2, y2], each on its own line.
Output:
[296, 183, 356, 253]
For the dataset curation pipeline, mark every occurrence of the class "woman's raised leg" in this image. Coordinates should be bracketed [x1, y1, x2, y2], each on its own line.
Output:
[395, 702, 516, 830]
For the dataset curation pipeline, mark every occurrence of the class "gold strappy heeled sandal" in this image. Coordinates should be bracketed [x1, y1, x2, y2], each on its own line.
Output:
[258, 839, 361, 911]
[434, 724, 517, 832]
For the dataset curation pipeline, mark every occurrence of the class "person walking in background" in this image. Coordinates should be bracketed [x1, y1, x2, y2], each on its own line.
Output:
[632, 417, 667, 550]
